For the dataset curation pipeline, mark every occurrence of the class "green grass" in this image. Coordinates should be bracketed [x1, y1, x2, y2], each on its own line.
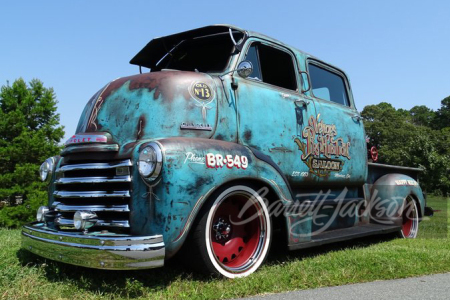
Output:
[0, 196, 448, 300]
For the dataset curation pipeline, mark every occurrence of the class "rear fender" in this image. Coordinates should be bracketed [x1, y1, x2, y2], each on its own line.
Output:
[369, 173, 425, 226]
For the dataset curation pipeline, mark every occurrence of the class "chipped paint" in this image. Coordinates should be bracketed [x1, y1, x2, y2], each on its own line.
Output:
[50, 25, 426, 262]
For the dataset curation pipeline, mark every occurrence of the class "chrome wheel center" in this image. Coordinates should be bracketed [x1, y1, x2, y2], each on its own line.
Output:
[213, 218, 231, 241]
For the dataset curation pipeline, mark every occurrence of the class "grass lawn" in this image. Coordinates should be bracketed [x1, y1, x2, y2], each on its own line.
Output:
[0, 196, 448, 300]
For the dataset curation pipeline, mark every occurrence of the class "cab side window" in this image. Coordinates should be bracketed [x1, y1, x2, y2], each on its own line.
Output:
[308, 63, 350, 106]
[244, 43, 297, 90]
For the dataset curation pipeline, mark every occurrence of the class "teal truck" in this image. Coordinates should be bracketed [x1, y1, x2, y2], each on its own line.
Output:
[22, 25, 433, 278]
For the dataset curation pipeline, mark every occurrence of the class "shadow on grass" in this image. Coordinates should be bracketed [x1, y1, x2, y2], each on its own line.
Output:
[16, 248, 214, 298]
[16, 233, 397, 298]
[265, 232, 398, 266]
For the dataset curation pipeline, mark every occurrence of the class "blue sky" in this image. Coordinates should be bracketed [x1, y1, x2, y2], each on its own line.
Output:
[1, 0, 449, 142]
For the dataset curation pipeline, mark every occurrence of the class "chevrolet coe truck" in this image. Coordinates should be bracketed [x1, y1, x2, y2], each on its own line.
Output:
[22, 25, 432, 278]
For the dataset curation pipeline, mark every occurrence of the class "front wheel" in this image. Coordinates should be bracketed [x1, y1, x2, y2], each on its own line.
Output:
[398, 195, 419, 238]
[188, 185, 272, 278]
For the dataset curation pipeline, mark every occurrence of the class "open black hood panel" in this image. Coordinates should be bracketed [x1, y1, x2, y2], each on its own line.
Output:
[130, 25, 246, 69]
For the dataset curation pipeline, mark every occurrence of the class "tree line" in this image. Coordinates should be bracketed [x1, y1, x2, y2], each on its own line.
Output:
[0, 78, 448, 227]
[362, 97, 450, 195]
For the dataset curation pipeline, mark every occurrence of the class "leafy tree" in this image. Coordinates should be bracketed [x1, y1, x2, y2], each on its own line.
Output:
[0, 78, 64, 227]
[361, 102, 410, 150]
[409, 105, 436, 128]
[435, 96, 450, 130]
[362, 102, 450, 195]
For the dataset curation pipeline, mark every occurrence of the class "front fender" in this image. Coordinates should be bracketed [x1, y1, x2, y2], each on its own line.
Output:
[130, 137, 293, 258]
[370, 173, 425, 226]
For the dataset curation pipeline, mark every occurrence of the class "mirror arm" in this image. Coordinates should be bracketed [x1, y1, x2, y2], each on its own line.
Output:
[219, 61, 253, 81]
[219, 69, 235, 80]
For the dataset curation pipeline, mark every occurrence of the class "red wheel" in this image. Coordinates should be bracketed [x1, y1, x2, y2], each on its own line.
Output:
[399, 196, 419, 238]
[189, 185, 271, 278]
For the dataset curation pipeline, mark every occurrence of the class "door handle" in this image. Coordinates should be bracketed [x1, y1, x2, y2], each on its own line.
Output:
[295, 99, 310, 108]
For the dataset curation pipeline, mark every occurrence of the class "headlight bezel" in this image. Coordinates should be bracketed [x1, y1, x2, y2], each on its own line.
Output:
[138, 142, 163, 182]
[39, 157, 56, 183]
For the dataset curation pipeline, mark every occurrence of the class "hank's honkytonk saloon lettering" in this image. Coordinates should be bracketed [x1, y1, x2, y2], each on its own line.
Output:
[295, 115, 351, 176]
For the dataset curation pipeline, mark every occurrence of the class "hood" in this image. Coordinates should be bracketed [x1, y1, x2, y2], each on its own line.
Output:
[75, 71, 219, 146]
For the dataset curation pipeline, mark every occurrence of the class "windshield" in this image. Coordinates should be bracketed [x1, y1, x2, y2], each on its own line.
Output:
[153, 33, 236, 73]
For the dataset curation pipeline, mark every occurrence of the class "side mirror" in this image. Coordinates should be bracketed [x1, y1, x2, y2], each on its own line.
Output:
[300, 71, 311, 93]
[237, 61, 253, 78]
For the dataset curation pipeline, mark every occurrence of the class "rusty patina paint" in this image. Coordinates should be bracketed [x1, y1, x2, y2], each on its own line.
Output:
[127, 137, 292, 257]
[55, 24, 426, 259]
[76, 71, 220, 147]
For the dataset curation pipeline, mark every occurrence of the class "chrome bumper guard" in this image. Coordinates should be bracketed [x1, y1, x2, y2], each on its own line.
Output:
[22, 222, 165, 270]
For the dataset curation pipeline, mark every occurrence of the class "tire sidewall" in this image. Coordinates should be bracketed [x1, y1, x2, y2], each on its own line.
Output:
[204, 185, 272, 278]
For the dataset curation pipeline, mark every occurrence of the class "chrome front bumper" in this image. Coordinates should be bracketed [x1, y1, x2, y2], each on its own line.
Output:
[22, 222, 165, 270]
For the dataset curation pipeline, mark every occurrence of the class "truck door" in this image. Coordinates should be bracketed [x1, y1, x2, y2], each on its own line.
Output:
[233, 40, 317, 187]
[302, 60, 368, 186]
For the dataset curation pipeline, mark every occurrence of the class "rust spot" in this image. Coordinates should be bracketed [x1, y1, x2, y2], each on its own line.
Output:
[100, 71, 211, 103]
[185, 176, 214, 195]
[118, 142, 137, 159]
[137, 115, 146, 140]
[216, 134, 225, 140]
[244, 129, 252, 141]
[122, 142, 136, 151]
[85, 71, 215, 132]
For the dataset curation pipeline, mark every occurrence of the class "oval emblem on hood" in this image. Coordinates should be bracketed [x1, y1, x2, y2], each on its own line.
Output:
[190, 82, 215, 102]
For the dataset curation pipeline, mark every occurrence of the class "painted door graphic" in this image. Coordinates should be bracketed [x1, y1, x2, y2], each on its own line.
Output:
[233, 40, 319, 187]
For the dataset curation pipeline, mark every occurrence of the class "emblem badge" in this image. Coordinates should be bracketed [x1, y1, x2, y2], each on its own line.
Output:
[189, 82, 215, 121]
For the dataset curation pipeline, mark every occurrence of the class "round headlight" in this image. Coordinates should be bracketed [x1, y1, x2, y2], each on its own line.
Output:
[36, 206, 49, 222]
[74, 211, 98, 231]
[138, 143, 163, 181]
[39, 157, 55, 183]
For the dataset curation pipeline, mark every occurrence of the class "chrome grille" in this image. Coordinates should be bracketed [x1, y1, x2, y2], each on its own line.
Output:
[53, 159, 132, 232]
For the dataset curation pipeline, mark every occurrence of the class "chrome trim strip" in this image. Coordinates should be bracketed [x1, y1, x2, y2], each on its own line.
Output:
[56, 160, 132, 173]
[55, 217, 130, 228]
[55, 175, 131, 184]
[61, 144, 119, 156]
[54, 204, 130, 213]
[22, 222, 165, 270]
[368, 162, 424, 172]
[54, 191, 130, 198]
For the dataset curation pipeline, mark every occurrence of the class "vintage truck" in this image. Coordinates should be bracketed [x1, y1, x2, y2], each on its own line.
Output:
[22, 25, 432, 278]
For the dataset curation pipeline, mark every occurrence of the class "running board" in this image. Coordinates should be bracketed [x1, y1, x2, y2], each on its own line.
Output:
[288, 224, 400, 251]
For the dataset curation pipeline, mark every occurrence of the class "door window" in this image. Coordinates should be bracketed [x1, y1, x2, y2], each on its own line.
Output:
[308, 63, 350, 106]
[243, 43, 297, 90]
